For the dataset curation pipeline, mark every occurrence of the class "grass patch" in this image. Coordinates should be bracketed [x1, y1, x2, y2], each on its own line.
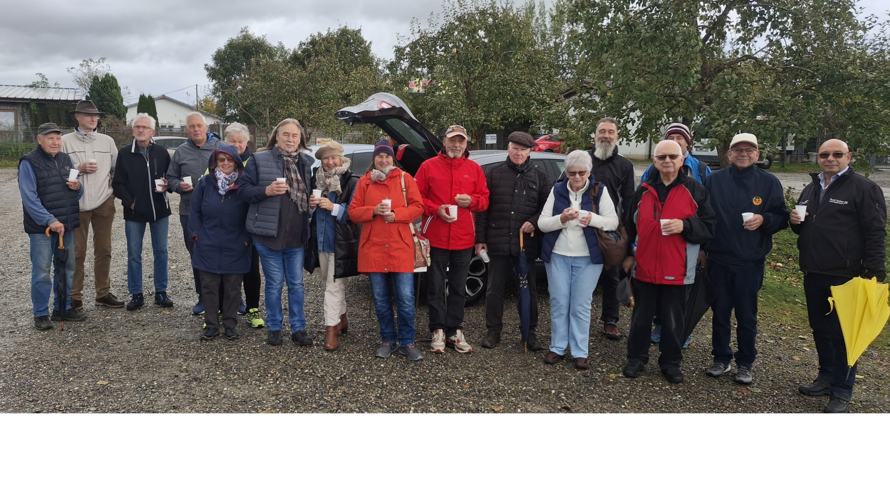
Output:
[0, 159, 19, 169]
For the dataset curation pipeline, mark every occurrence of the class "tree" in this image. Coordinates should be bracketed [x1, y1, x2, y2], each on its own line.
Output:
[27, 73, 60, 88]
[389, 0, 562, 145]
[67, 58, 111, 93]
[87, 74, 126, 120]
[559, 0, 890, 164]
[136, 94, 159, 125]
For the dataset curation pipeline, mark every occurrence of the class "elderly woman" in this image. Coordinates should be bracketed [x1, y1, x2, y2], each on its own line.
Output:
[349, 140, 424, 361]
[224, 122, 264, 329]
[237, 118, 316, 347]
[188, 144, 251, 340]
[305, 141, 360, 351]
[538, 150, 619, 369]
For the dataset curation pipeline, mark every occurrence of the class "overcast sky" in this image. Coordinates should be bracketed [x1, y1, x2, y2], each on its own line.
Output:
[1, 0, 887, 107]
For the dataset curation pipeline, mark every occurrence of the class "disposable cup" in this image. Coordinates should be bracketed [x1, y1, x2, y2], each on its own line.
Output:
[276, 177, 286, 183]
[742, 212, 754, 223]
[660, 219, 671, 236]
[312, 189, 322, 199]
[795, 205, 807, 222]
[68, 169, 79, 181]
[154, 179, 165, 192]
[479, 248, 490, 263]
[382, 199, 392, 213]
[182, 176, 192, 186]
[447, 205, 458, 219]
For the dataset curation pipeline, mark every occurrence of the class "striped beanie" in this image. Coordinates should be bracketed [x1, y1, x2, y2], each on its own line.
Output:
[664, 123, 693, 148]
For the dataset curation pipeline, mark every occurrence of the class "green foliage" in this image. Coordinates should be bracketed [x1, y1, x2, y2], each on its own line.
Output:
[27, 73, 59, 88]
[67, 58, 110, 93]
[87, 74, 126, 120]
[0, 142, 37, 162]
[136, 94, 159, 126]
[388, 0, 563, 144]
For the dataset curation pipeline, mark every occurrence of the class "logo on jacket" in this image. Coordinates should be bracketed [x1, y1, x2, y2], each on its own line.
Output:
[829, 198, 849, 206]
[753, 196, 762, 206]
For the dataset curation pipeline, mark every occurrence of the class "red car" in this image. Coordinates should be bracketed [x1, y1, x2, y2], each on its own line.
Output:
[533, 133, 566, 153]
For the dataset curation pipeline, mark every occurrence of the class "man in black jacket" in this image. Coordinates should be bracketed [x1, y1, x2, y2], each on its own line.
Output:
[111, 114, 174, 311]
[587, 118, 636, 340]
[475, 131, 553, 350]
[791, 139, 887, 413]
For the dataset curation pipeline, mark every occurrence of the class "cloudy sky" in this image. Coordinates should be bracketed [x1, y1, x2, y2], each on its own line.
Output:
[1, 0, 887, 107]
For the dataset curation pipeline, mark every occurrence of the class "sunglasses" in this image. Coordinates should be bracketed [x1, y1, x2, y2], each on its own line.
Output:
[565, 170, 587, 177]
[654, 154, 681, 161]
[818, 151, 847, 159]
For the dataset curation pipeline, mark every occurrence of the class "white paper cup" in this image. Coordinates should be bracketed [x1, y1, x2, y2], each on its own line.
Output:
[182, 176, 192, 186]
[795, 205, 807, 222]
[447, 205, 458, 219]
[479, 248, 490, 263]
[382, 199, 392, 213]
[742, 212, 754, 223]
[579, 210, 590, 226]
[312, 189, 322, 199]
[660, 219, 671, 236]
[276, 177, 286, 183]
[68, 169, 79, 181]
[154, 179, 165, 192]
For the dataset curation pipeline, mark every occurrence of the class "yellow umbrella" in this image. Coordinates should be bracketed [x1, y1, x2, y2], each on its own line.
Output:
[827, 277, 890, 372]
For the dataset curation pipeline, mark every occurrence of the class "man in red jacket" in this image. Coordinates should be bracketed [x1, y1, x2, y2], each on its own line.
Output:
[414, 125, 490, 354]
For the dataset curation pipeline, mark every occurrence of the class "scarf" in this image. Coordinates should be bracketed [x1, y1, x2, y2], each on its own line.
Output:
[215, 168, 239, 196]
[370, 165, 396, 183]
[276, 147, 309, 212]
[316, 165, 348, 196]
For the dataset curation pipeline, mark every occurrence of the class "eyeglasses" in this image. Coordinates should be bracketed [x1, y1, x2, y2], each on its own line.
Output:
[730, 148, 757, 154]
[565, 170, 587, 177]
[818, 151, 847, 159]
[654, 154, 681, 161]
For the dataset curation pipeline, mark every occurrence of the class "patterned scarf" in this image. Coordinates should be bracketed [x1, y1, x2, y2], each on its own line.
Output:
[276, 147, 309, 212]
[370, 165, 396, 183]
[215, 168, 239, 196]
[316, 165, 349, 196]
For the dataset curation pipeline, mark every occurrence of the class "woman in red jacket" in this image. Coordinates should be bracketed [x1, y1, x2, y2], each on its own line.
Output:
[349, 141, 425, 360]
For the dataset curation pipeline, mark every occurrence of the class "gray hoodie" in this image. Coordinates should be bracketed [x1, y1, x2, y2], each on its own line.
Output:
[166, 133, 221, 216]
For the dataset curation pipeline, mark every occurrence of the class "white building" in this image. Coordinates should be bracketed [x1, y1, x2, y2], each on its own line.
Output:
[125, 95, 222, 130]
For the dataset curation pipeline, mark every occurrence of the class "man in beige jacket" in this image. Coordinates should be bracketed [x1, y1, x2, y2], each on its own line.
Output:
[61, 100, 123, 309]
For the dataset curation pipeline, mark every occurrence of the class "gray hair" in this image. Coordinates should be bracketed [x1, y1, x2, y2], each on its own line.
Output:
[130, 113, 156, 130]
[224, 122, 250, 142]
[565, 150, 592, 172]
[185, 111, 207, 126]
[596, 117, 619, 130]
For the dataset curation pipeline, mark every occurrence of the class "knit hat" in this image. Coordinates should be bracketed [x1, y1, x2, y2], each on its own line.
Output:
[315, 140, 344, 160]
[664, 123, 692, 146]
[373, 140, 394, 158]
[507, 131, 536, 149]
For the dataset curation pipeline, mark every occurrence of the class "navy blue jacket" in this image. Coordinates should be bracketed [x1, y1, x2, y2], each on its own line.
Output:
[703, 164, 788, 266]
[188, 144, 251, 275]
[540, 179, 603, 265]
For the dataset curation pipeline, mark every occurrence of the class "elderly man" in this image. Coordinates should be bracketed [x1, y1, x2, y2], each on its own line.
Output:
[61, 100, 122, 310]
[791, 139, 886, 413]
[622, 140, 716, 383]
[586, 118, 636, 341]
[112, 114, 173, 310]
[415, 125, 489, 354]
[476, 131, 553, 350]
[166, 112, 221, 314]
[18, 123, 85, 329]
[703, 133, 788, 384]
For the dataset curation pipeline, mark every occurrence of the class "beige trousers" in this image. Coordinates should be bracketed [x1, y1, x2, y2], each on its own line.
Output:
[73, 195, 116, 300]
[318, 251, 347, 326]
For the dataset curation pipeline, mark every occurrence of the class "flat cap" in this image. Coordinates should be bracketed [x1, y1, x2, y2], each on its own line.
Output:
[507, 131, 535, 149]
[37, 122, 62, 135]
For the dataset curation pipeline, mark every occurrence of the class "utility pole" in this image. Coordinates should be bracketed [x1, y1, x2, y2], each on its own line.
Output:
[195, 84, 199, 108]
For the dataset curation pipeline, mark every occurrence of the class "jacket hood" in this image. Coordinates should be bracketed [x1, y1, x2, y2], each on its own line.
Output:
[208, 144, 243, 174]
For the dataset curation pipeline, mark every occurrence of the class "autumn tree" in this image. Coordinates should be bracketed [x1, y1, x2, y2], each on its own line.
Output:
[67, 58, 111, 93]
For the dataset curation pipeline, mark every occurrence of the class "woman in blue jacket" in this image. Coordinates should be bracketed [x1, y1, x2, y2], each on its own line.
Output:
[188, 144, 252, 341]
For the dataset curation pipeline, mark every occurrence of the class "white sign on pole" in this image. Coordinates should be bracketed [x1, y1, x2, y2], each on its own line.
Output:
[485, 134, 497, 145]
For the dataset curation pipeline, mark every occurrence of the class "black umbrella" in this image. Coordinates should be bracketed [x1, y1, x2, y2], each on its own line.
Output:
[683, 266, 717, 343]
[45, 228, 69, 330]
[514, 231, 533, 351]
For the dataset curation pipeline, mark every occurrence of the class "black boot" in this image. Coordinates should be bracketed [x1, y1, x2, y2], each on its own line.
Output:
[481, 329, 501, 348]
[526, 332, 544, 352]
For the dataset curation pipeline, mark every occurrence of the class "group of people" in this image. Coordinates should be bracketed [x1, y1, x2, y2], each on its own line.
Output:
[18, 101, 886, 413]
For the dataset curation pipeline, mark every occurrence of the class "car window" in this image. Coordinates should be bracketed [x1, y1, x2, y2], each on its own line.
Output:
[383, 118, 432, 153]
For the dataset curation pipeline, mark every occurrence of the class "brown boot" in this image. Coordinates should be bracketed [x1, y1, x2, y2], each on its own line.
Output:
[339, 313, 348, 334]
[481, 329, 501, 348]
[324, 325, 339, 351]
[526, 333, 545, 352]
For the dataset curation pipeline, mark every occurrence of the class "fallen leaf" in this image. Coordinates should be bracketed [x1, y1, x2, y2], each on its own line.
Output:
[492, 406, 503, 412]
[765, 339, 775, 344]
[792, 356, 802, 361]
[609, 373, 620, 379]
[750, 388, 762, 393]
[740, 389, 751, 394]
[855, 375, 865, 380]
[798, 335, 808, 340]
[97, 380, 109, 385]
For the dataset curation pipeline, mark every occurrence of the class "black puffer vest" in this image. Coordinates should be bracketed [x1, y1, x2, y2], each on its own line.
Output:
[20, 148, 81, 234]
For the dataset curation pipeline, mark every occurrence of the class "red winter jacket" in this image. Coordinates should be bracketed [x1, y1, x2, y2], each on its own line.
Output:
[414, 151, 489, 250]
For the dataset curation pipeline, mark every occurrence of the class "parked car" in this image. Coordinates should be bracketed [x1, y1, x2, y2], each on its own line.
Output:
[533, 133, 566, 153]
[153, 136, 189, 157]
[692, 142, 773, 169]
[336, 93, 565, 305]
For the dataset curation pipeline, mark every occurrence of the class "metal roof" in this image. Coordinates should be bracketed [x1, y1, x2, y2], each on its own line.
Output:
[0, 85, 84, 102]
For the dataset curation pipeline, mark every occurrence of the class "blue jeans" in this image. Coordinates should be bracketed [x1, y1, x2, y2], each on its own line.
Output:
[125, 218, 169, 295]
[368, 272, 416, 346]
[254, 240, 305, 333]
[544, 253, 603, 359]
[29, 231, 75, 316]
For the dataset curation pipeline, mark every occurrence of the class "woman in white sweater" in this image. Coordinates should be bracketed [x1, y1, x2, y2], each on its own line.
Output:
[538, 150, 619, 369]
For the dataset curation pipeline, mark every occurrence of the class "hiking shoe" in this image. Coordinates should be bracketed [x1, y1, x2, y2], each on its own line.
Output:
[447, 329, 472, 353]
[126, 293, 144, 311]
[224, 328, 239, 340]
[398, 345, 424, 361]
[662, 366, 685, 384]
[34, 315, 53, 330]
[735, 365, 754, 385]
[246, 308, 265, 329]
[481, 329, 501, 348]
[237, 299, 247, 315]
[526, 332, 544, 351]
[430, 329, 446, 353]
[706, 362, 732, 378]
[799, 378, 831, 396]
[201, 328, 219, 341]
[267, 330, 283, 346]
[192, 297, 204, 315]
[51, 309, 87, 321]
[683, 334, 693, 349]
[154, 291, 173, 307]
[376, 342, 398, 358]
[622, 361, 645, 378]
[650, 324, 661, 343]
[291, 330, 313, 346]
[824, 396, 850, 413]
[603, 321, 621, 340]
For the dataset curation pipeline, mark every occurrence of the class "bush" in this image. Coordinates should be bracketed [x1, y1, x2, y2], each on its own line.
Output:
[0, 142, 37, 162]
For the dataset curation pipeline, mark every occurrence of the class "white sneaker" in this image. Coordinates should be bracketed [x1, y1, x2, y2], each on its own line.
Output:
[431, 329, 446, 353]
[446, 329, 473, 354]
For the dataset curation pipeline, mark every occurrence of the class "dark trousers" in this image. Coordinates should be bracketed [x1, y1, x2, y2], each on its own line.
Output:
[597, 264, 620, 322]
[180, 215, 201, 296]
[243, 245, 261, 309]
[485, 254, 538, 334]
[709, 261, 763, 367]
[804, 272, 856, 397]
[200, 271, 242, 329]
[428, 247, 473, 334]
[627, 279, 689, 368]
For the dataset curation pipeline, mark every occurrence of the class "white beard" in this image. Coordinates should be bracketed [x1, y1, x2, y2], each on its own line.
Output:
[447, 149, 463, 159]
[593, 141, 616, 161]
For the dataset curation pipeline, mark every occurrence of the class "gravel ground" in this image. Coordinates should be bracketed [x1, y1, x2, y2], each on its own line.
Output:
[2, 168, 890, 413]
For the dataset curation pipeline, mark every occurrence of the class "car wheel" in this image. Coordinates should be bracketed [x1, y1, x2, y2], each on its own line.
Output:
[760, 157, 773, 169]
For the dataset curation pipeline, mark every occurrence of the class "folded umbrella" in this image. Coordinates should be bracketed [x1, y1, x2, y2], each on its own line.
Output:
[827, 276, 890, 377]
[45, 228, 69, 330]
[683, 266, 717, 344]
[514, 231, 533, 351]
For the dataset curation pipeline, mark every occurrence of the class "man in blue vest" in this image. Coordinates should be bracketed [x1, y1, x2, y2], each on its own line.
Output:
[18, 123, 85, 330]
